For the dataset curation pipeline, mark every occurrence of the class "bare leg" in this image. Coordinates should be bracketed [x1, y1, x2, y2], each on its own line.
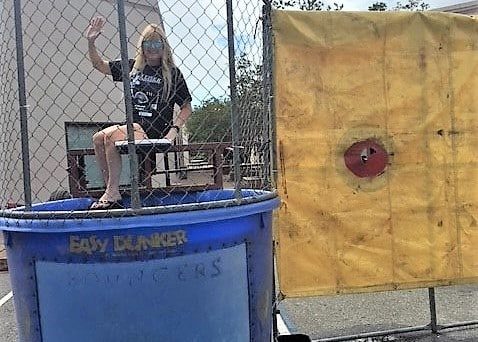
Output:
[102, 128, 124, 201]
[93, 131, 109, 186]
[92, 124, 147, 205]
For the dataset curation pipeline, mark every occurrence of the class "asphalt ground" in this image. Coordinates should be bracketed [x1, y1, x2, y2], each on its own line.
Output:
[0, 272, 17, 342]
[1, 269, 476, 341]
[278, 284, 478, 341]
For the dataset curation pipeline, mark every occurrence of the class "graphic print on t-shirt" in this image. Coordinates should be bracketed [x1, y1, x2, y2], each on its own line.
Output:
[131, 72, 162, 118]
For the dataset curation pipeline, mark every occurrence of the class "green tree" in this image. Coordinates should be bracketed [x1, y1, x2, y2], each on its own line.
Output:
[187, 56, 264, 147]
[392, 0, 429, 11]
[368, 2, 388, 11]
[272, 0, 297, 9]
[299, 0, 326, 10]
[369, 0, 429, 11]
[272, 0, 343, 11]
[186, 98, 231, 143]
[236, 55, 263, 148]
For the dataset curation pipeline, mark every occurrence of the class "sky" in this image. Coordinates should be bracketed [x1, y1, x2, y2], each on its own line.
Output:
[339, 0, 466, 10]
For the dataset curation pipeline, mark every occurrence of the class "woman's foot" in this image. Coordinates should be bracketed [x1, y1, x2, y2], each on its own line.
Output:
[89, 199, 124, 210]
[89, 192, 123, 210]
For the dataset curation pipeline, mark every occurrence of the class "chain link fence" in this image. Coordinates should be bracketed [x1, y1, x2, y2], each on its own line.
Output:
[0, 0, 274, 215]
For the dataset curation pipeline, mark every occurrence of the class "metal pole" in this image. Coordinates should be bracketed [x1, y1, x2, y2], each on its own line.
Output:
[440, 320, 478, 329]
[262, 0, 273, 190]
[272, 241, 279, 340]
[226, 0, 242, 200]
[264, 0, 278, 191]
[13, 0, 32, 210]
[428, 287, 438, 333]
[155, 0, 166, 31]
[264, 3, 277, 336]
[116, 0, 141, 209]
[154, 1, 184, 180]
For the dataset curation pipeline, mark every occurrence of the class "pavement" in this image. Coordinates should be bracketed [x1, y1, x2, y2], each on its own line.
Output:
[278, 284, 478, 341]
[0, 273, 16, 342]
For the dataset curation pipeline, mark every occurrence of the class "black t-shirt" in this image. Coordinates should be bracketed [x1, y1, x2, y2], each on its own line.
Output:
[109, 59, 192, 139]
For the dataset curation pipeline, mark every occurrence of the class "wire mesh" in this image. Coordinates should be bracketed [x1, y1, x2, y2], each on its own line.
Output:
[0, 0, 273, 216]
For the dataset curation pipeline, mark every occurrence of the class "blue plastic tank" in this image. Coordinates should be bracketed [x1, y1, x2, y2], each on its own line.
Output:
[0, 189, 279, 342]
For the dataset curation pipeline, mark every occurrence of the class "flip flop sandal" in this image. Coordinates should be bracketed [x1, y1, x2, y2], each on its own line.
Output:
[89, 200, 123, 210]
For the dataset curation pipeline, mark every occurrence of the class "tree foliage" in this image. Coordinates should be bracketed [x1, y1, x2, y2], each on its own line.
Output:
[368, 2, 387, 11]
[186, 98, 231, 143]
[187, 55, 263, 146]
[369, 0, 429, 11]
[236, 55, 263, 146]
[272, 0, 343, 11]
[393, 0, 429, 11]
[272, 0, 297, 9]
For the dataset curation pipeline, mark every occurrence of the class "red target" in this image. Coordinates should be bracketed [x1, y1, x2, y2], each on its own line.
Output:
[344, 139, 389, 178]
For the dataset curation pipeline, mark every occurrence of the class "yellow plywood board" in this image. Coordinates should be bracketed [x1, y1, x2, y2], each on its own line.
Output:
[273, 11, 478, 297]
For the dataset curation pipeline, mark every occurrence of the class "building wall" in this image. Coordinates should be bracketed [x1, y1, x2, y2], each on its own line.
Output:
[433, 0, 478, 14]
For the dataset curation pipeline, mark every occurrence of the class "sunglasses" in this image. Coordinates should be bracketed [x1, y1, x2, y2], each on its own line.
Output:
[142, 40, 164, 51]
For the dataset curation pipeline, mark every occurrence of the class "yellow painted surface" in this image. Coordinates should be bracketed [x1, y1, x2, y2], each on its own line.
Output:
[273, 11, 478, 297]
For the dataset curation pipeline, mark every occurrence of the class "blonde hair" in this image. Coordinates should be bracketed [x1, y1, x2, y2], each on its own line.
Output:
[132, 24, 175, 102]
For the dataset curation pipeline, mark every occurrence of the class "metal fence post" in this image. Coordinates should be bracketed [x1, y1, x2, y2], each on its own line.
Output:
[428, 287, 439, 333]
[116, 0, 141, 209]
[226, 0, 242, 200]
[13, 0, 32, 210]
[262, 0, 273, 190]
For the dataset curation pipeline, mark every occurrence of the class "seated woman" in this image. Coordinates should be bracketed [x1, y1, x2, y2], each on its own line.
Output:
[86, 16, 192, 210]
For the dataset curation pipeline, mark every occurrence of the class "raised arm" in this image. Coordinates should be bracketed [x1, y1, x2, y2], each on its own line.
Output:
[86, 16, 111, 75]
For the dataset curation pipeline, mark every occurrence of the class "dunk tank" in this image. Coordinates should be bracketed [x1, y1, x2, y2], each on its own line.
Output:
[3, 0, 477, 340]
[0, 0, 278, 341]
